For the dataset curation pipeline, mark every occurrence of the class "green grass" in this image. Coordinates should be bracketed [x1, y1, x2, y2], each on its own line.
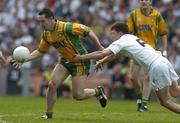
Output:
[0, 96, 179, 123]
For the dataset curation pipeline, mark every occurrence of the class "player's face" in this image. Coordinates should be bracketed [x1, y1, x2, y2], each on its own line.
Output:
[110, 29, 122, 41]
[38, 15, 53, 31]
[139, 0, 152, 9]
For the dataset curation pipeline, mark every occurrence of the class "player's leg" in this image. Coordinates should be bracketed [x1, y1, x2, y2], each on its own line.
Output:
[169, 81, 180, 97]
[150, 57, 180, 113]
[72, 75, 107, 107]
[72, 75, 96, 100]
[67, 59, 107, 107]
[142, 73, 152, 100]
[156, 86, 180, 114]
[141, 71, 152, 112]
[130, 61, 143, 111]
[42, 64, 70, 119]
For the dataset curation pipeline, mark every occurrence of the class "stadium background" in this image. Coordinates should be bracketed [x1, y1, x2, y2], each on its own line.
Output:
[0, 0, 179, 99]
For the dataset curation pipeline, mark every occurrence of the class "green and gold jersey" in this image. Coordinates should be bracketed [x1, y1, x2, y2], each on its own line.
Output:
[38, 20, 90, 62]
[127, 8, 168, 48]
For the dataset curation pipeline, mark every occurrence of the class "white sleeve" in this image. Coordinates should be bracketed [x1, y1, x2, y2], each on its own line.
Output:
[108, 41, 123, 55]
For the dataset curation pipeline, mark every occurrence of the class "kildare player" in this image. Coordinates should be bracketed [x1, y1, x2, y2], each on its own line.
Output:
[73, 22, 180, 114]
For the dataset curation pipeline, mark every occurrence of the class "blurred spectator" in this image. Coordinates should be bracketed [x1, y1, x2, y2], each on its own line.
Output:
[109, 58, 135, 99]
[6, 65, 22, 95]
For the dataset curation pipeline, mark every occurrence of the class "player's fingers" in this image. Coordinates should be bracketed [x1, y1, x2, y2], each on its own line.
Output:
[12, 62, 19, 68]
[10, 59, 16, 65]
[100, 64, 103, 70]
[15, 63, 21, 69]
[14, 64, 18, 69]
[95, 68, 100, 72]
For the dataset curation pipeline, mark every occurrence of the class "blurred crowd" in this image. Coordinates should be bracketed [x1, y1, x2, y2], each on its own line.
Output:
[0, 0, 179, 98]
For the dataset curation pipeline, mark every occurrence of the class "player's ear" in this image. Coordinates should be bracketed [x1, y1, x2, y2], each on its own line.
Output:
[50, 16, 54, 20]
[119, 32, 123, 36]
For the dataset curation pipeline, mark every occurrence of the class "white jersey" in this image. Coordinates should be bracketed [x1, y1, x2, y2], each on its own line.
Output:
[108, 34, 162, 69]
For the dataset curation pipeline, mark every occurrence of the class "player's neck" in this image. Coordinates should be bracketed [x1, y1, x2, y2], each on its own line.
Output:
[49, 20, 56, 32]
[140, 7, 152, 16]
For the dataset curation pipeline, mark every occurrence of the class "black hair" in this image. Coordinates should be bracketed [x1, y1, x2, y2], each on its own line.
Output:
[111, 22, 129, 34]
[38, 8, 54, 18]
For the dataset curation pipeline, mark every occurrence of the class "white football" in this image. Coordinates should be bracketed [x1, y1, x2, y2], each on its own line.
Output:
[13, 46, 30, 61]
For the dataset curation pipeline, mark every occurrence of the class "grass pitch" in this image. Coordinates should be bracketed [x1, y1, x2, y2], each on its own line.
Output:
[0, 96, 179, 123]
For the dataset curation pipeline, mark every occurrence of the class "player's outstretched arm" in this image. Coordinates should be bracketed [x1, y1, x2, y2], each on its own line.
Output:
[95, 54, 117, 70]
[73, 48, 112, 62]
[11, 49, 44, 69]
[26, 49, 44, 62]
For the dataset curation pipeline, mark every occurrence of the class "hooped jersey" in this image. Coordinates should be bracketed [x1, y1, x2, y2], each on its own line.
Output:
[127, 8, 168, 48]
[38, 20, 90, 62]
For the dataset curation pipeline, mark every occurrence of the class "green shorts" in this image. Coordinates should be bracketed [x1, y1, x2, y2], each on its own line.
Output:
[60, 59, 90, 77]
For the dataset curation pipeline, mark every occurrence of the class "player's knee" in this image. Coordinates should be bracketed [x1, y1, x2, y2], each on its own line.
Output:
[48, 81, 57, 90]
[72, 93, 83, 101]
[170, 91, 179, 97]
[159, 99, 171, 107]
[170, 88, 180, 97]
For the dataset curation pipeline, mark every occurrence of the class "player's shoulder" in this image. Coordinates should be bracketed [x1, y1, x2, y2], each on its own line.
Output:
[122, 34, 136, 39]
[116, 34, 135, 44]
[42, 30, 50, 37]
[128, 8, 139, 16]
[151, 7, 162, 16]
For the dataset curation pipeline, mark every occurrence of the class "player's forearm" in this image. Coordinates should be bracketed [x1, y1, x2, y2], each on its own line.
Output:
[26, 49, 44, 62]
[81, 51, 105, 60]
[160, 35, 168, 56]
[100, 54, 116, 64]
[88, 30, 103, 50]
[160, 35, 167, 51]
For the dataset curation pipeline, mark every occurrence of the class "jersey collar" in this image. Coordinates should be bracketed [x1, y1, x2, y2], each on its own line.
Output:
[140, 6, 153, 16]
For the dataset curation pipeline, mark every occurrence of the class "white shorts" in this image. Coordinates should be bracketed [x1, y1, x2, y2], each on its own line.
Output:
[149, 57, 179, 91]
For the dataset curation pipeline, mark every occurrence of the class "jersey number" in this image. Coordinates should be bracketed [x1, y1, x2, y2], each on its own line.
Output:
[136, 39, 145, 47]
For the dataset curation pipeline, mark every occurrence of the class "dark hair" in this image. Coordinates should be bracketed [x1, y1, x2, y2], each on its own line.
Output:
[38, 8, 54, 18]
[111, 22, 129, 34]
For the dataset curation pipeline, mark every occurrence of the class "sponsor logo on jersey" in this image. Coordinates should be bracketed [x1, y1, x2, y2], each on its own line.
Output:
[138, 24, 152, 31]
[52, 41, 66, 48]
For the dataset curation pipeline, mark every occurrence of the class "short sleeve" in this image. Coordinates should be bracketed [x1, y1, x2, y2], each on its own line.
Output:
[127, 13, 134, 33]
[157, 14, 168, 36]
[38, 33, 50, 53]
[108, 41, 123, 55]
[65, 22, 90, 37]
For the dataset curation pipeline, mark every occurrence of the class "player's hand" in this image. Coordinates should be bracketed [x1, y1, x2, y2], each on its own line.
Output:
[162, 50, 167, 57]
[95, 60, 103, 71]
[98, 45, 104, 51]
[10, 59, 24, 69]
[72, 54, 83, 62]
[0, 51, 6, 65]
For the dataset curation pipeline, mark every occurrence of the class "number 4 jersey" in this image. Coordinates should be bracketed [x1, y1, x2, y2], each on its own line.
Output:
[108, 34, 162, 69]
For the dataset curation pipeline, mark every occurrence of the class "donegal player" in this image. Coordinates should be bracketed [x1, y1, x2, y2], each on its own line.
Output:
[11, 8, 107, 119]
[127, 0, 168, 112]
[0, 51, 7, 68]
